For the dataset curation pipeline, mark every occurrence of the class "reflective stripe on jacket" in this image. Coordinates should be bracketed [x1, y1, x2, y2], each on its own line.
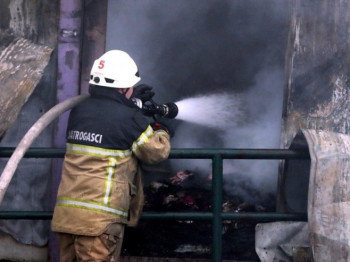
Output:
[51, 86, 170, 236]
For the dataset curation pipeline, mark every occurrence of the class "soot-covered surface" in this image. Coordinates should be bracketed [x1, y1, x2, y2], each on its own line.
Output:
[122, 170, 275, 261]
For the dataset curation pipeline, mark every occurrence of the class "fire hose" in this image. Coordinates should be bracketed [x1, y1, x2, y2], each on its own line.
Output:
[0, 94, 90, 205]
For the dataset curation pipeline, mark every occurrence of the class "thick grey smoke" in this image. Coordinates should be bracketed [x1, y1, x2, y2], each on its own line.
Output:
[106, 0, 289, 201]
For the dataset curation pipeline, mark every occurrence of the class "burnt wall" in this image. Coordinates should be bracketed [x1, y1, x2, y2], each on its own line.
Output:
[0, 0, 59, 260]
[0, 0, 58, 47]
[278, 0, 350, 213]
[282, 0, 350, 147]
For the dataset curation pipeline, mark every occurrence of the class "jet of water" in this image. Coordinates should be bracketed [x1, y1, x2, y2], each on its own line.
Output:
[174, 93, 244, 129]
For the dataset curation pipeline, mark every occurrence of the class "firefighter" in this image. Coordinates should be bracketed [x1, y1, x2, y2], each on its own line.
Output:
[51, 50, 177, 261]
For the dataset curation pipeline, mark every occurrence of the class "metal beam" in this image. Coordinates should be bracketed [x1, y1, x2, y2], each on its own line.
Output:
[0, 211, 307, 221]
[0, 147, 310, 159]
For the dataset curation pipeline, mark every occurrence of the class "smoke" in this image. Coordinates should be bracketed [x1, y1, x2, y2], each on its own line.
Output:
[106, 0, 289, 201]
[221, 66, 285, 199]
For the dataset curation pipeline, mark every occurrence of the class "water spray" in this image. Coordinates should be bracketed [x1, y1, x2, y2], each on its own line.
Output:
[174, 93, 244, 128]
[133, 91, 244, 129]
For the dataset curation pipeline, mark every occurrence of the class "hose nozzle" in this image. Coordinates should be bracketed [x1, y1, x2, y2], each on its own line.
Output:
[160, 102, 178, 119]
[133, 98, 178, 119]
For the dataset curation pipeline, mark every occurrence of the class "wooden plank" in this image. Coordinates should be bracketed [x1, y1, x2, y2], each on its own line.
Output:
[0, 30, 53, 140]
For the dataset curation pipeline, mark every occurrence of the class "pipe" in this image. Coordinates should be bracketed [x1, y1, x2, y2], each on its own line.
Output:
[212, 154, 223, 262]
[0, 148, 311, 159]
[0, 94, 89, 204]
[0, 211, 307, 221]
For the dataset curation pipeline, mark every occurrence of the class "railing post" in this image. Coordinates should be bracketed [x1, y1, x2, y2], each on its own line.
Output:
[212, 154, 223, 262]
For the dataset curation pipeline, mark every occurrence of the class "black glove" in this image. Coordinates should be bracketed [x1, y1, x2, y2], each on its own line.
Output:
[151, 121, 174, 137]
[133, 84, 155, 103]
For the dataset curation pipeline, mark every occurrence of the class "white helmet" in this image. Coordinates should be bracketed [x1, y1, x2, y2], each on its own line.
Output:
[89, 50, 141, 88]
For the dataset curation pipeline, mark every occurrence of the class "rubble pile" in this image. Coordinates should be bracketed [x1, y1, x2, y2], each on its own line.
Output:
[122, 169, 275, 260]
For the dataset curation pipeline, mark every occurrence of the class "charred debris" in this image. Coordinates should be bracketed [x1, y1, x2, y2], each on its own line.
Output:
[122, 168, 276, 260]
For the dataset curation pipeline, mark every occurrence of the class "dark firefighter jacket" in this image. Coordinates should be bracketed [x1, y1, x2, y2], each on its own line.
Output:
[51, 85, 170, 236]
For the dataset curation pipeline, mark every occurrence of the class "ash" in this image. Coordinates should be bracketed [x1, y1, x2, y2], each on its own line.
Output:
[122, 169, 275, 260]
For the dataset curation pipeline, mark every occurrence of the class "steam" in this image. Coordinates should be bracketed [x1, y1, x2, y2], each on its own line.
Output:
[171, 66, 285, 200]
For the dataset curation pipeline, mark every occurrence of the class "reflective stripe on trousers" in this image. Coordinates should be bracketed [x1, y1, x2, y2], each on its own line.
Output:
[56, 198, 128, 218]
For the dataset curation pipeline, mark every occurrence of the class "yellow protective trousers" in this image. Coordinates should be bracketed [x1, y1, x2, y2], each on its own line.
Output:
[57, 223, 125, 262]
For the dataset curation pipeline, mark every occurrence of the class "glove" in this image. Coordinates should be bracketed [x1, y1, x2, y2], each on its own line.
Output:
[133, 84, 155, 103]
[151, 121, 174, 137]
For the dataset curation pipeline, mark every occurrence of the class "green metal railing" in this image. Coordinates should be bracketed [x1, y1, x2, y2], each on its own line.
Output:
[0, 147, 309, 261]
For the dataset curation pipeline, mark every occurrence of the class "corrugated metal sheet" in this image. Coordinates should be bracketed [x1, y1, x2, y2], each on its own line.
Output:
[255, 222, 310, 262]
[275, 129, 350, 261]
[301, 129, 350, 261]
